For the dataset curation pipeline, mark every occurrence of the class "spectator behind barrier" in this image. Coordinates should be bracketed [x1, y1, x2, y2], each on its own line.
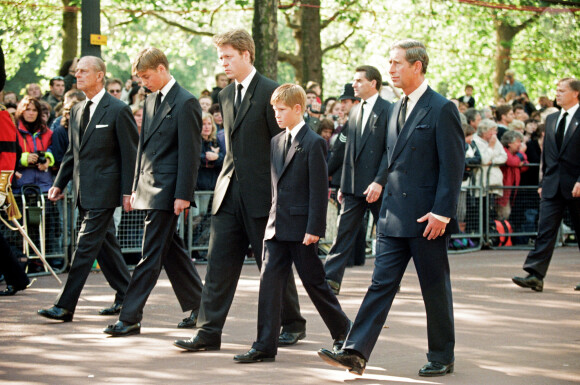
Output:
[498, 130, 528, 220]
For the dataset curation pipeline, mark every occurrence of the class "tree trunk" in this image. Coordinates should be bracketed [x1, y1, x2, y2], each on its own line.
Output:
[253, 0, 278, 81]
[61, 0, 78, 66]
[300, 0, 322, 89]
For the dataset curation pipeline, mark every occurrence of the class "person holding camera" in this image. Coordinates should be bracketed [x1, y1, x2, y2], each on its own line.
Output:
[13, 96, 55, 194]
[499, 69, 527, 98]
[304, 89, 322, 133]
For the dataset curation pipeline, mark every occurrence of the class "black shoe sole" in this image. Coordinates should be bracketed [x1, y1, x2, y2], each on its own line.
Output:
[317, 350, 364, 375]
[512, 278, 543, 292]
[38, 312, 73, 322]
[234, 357, 275, 363]
[104, 328, 140, 337]
[177, 321, 197, 329]
[173, 341, 220, 352]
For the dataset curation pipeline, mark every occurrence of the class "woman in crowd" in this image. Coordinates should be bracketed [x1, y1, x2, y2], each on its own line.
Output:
[132, 104, 143, 135]
[498, 130, 528, 220]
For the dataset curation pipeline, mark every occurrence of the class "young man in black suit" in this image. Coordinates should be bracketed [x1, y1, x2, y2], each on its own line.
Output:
[38, 56, 137, 322]
[319, 39, 464, 377]
[174, 29, 306, 352]
[324, 66, 391, 295]
[512, 78, 580, 292]
[234, 84, 350, 363]
[104, 48, 203, 336]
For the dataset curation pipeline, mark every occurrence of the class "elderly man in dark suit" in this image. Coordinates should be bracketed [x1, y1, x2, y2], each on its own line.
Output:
[319, 39, 464, 377]
[103, 48, 203, 336]
[234, 84, 350, 363]
[513, 78, 580, 292]
[174, 29, 306, 352]
[324, 66, 391, 295]
[38, 56, 137, 322]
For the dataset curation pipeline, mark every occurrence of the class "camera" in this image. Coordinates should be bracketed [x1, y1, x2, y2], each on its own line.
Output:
[307, 104, 321, 114]
[331, 114, 339, 121]
[35, 151, 48, 164]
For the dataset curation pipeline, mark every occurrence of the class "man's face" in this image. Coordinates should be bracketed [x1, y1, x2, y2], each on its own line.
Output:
[272, 101, 300, 129]
[306, 93, 317, 107]
[51, 80, 65, 98]
[217, 75, 228, 88]
[217, 44, 251, 82]
[107, 83, 123, 99]
[470, 113, 481, 130]
[352, 71, 376, 101]
[556, 81, 579, 110]
[389, 47, 416, 91]
[514, 109, 528, 121]
[136, 66, 166, 93]
[465, 87, 473, 97]
[504, 110, 515, 124]
[75, 58, 103, 93]
[4, 92, 17, 104]
[340, 99, 355, 114]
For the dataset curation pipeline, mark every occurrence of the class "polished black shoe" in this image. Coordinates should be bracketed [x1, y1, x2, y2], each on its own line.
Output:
[327, 279, 341, 295]
[37, 306, 73, 322]
[99, 303, 122, 316]
[234, 348, 275, 363]
[173, 335, 220, 352]
[512, 274, 543, 292]
[333, 321, 352, 352]
[0, 285, 25, 296]
[418, 361, 454, 377]
[318, 348, 366, 375]
[278, 331, 306, 346]
[177, 310, 197, 329]
[103, 320, 141, 337]
[575, 283, 580, 291]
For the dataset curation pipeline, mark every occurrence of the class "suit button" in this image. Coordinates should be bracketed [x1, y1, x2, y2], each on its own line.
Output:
[402, 193, 407, 197]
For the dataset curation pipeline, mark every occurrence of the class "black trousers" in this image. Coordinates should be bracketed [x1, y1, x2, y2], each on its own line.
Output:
[344, 235, 455, 364]
[0, 232, 29, 290]
[120, 210, 202, 324]
[523, 191, 580, 278]
[195, 179, 305, 345]
[252, 238, 350, 355]
[55, 207, 130, 312]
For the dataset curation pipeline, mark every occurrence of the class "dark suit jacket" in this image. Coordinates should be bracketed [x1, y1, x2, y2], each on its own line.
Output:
[132, 82, 202, 211]
[340, 95, 391, 197]
[264, 124, 328, 242]
[55, 92, 138, 209]
[327, 124, 347, 188]
[379, 86, 464, 237]
[212, 72, 281, 217]
[540, 108, 580, 200]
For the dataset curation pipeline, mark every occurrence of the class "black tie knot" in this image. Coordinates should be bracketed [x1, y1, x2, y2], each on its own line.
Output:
[80, 100, 93, 141]
[154, 92, 163, 115]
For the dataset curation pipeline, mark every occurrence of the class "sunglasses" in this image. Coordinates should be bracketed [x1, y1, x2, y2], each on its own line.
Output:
[109, 89, 122, 94]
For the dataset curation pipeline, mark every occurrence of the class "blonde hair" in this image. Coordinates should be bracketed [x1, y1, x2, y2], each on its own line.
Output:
[201, 112, 218, 142]
[270, 84, 306, 112]
[132, 47, 169, 75]
[213, 29, 255, 64]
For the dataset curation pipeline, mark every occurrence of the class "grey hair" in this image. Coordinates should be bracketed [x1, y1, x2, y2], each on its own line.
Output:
[391, 39, 429, 74]
[477, 118, 497, 136]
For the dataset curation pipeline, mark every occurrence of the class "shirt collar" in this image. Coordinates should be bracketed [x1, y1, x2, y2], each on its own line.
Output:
[235, 67, 256, 91]
[562, 103, 579, 118]
[362, 92, 379, 110]
[86, 87, 106, 107]
[286, 120, 305, 140]
[159, 76, 176, 98]
[406, 79, 428, 104]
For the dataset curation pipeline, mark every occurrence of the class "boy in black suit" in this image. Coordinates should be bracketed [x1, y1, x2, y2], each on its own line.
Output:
[234, 84, 350, 363]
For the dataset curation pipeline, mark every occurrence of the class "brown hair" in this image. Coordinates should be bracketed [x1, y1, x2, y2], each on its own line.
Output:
[355, 65, 382, 91]
[559, 78, 580, 101]
[16, 96, 45, 133]
[213, 29, 255, 64]
[132, 48, 169, 75]
[271, 84, 306, 112]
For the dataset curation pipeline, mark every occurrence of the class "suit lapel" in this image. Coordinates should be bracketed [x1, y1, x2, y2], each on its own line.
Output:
[80, 93, 109, 150]
[280, 124, 308, 178]
[560, 109, 580, 154]
[144, 83, 178, 144]
[356, 97, 384, 160]
[389, 88, 432, 166]
[387, 99, 401, 165]
[232, 73, 260, 135]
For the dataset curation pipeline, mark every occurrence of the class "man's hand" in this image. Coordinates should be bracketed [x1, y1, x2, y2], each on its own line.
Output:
[363, 182, 383, 203]
[47, 186, 64, 202]
[303, 233, 320, 245]
[572, 182, 580, 198]
[37, 162, 49, 172]
[417, 212, 447, 240]
[489, 134, 497, 147]
[27, 153, 38, 164]
[122, 195, 132, 212]
[337, 189, 343, 204]
[174, 198, 190, 216]
[205, 151, 219, 161]
[308, 100, 322, 117]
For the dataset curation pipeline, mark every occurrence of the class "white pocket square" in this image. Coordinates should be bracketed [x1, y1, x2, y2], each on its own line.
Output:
[96, 124, 108, 128]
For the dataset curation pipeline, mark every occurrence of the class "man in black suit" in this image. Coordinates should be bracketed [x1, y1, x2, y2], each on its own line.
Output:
[234, 84, 350, 363]
[174, 29, 306, 352]
[319, 39, 464, 377]
[103, 48, 203, 336]
[38, 56, 137, 322]
[512, 78, 580, 292]
[324, 66, 391, 295]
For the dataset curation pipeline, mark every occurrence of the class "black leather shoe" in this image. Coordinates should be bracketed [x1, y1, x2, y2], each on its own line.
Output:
[103, 320, 141, 337]
[37, 306, 73, 322]
[177, 310, 197, 329]
[327, 279, 341, 295]
[233, 348, 275, 363]
[575, 283, 580, 291]
[173, 335, 220, 352]
[0, 285, 24, 296]
[333, 321, 352, 352]
[418, 361, 454, 377]
[318, 348, 366, 375]
[99, 303, 122, 316]
[512, 274, 543, 292]
[278, 331, 306, 346]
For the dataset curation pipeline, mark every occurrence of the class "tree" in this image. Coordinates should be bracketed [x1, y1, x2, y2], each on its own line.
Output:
[253, 0, 278, 79]
[61, 0, 79, 64]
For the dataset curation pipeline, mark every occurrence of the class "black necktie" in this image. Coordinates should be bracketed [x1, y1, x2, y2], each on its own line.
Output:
[284, 132, 292, 159]
[234, 84, 243, 117]
[356, 101, 366, 136]
[555, 111, 568, 150]
[154, 91, 163, 115]
[80, 100, 92, 141]
[397, 96, 408, 135]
